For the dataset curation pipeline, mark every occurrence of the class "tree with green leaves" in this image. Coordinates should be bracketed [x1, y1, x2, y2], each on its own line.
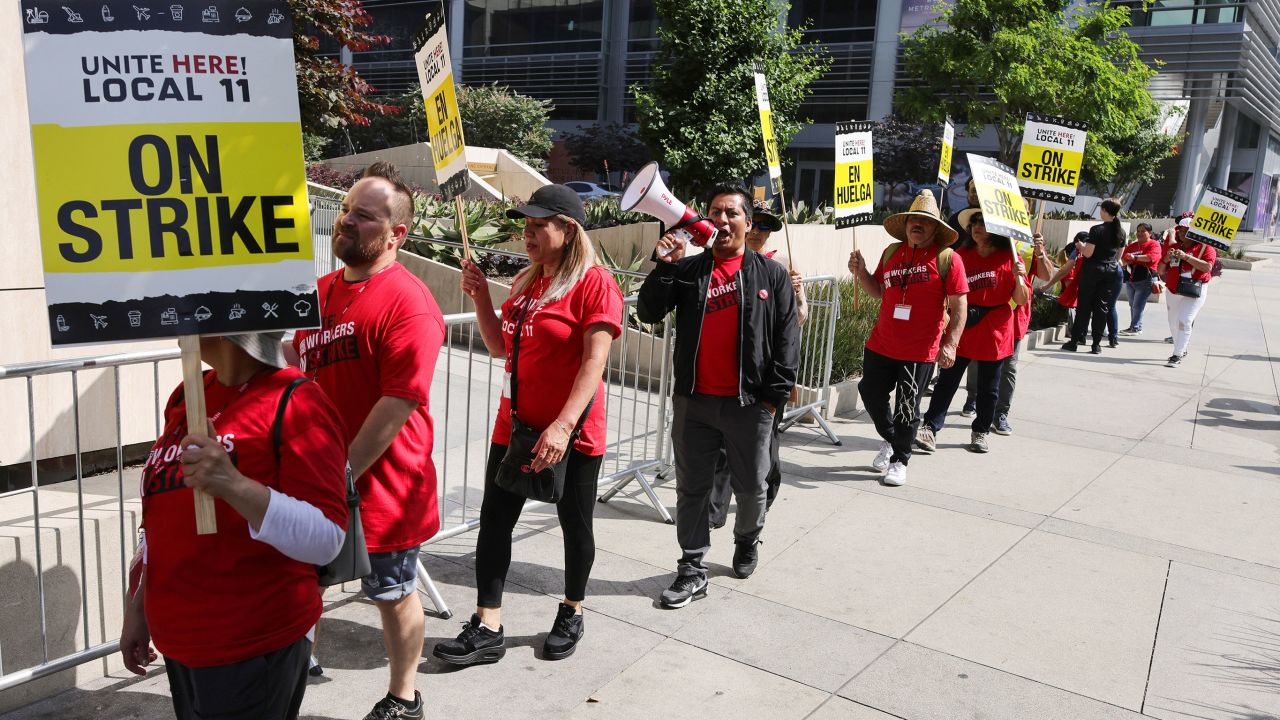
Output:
[874, 114, 945, 203]
[632, 0, 829, 198]
[895, 0, 1166, 190]
[291, 0, 396, 134]
[456, 84, 555, 168]
[1081, 110, 1181, 200]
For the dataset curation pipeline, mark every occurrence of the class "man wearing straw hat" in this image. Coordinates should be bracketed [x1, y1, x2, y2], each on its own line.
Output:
[847, 190, 968, 486]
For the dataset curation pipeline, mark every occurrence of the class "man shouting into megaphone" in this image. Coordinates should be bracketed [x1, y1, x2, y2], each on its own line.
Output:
[636, 184, 799, 609]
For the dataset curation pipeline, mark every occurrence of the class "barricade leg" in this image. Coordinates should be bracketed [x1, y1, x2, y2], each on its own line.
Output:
[416, 558, 452, 619]
[597, 464, 674, 524]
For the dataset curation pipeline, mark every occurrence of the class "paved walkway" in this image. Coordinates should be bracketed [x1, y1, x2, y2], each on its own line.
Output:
[6, 244, 1279, 720]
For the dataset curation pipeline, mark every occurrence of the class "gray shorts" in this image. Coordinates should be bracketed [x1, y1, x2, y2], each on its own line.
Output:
[361, 546, 420, 602]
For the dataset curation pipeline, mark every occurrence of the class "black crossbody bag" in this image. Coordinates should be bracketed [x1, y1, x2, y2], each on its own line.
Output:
[495, 296, 592, 504]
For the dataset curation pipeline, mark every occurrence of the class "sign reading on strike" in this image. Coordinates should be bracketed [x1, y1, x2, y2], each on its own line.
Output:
[967, 154, 1032, 243]
[938, 119, 955, 185]
[1188, 186, 1248, 251]
[414, 6, 470, 201]
[20, 0, 318, 346]
[1016, 113, 1088, 204]
[753, 61, 783, 193]
[834, 121, 874, 228]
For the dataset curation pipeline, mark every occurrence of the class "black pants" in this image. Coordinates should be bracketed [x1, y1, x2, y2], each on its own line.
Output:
[165, 636, 310, 720]
[965, 338, 1021, 417]
[925, 356, 1007, 435]
[858, 347, 935, 466]
[475, 442, 603, 608]
[708, 400, 785, 528]
[1071, 263, 1119, 344]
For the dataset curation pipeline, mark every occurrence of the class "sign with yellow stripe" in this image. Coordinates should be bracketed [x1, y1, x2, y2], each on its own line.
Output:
[413, 6, 470, 200]
[1016, 113, 1088, 204]
[1188, 186, 1249, 252]
[753, 61, 783, 193]
[834, 121, 874, 228]
[21, 0, 317, 346]
[938, 119, 954, 185]
[968, 154, 1033, 243]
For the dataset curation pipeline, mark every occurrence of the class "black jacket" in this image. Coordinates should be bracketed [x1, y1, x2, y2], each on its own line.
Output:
[636, 248, 799, 406]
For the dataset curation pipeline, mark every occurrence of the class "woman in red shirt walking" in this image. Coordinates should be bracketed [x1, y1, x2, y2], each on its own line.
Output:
[1157, 220, 1217, 367]
[917, 211, 1029, 454]
[434, 185, 623, 665]
[1119, 222, 1163, 335]
[119, 332, 349, 720]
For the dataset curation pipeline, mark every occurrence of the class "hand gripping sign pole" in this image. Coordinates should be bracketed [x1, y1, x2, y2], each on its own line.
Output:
[753, 61, 795, 267]
[21, 0, 323, 535]
[834, 121, 875, 311]
[414, 2, 473, 262]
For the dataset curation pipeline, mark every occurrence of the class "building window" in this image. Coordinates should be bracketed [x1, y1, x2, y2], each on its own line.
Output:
[463, 0, 605, 57]
[788, 0, 877, 43]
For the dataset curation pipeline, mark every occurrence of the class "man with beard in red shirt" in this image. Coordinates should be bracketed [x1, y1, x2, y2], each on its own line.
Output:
[291, 163, 445, 720]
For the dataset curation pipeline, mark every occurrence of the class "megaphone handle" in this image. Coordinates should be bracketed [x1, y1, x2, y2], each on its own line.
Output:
[656, 234, 687, 258]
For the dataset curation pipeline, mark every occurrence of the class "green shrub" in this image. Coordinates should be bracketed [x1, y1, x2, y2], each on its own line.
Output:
[1029, 293, 1069, 331]
[797, 278, 880, 386]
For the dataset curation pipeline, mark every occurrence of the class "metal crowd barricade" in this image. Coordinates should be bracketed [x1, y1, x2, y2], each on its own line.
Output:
[0, 240, 844, 694]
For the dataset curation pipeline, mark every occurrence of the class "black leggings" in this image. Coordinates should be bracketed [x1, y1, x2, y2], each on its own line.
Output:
[475, 442, 603, 608]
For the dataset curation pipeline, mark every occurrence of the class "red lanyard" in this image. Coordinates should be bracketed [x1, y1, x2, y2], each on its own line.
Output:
[322, 264, 393, 324]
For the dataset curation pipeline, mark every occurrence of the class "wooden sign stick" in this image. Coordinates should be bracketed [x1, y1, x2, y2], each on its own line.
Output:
[454, 195, 473, 264]
[774, 184, 796, 271]
[177, 335, 217, 535]
[852, 233, 861, 312]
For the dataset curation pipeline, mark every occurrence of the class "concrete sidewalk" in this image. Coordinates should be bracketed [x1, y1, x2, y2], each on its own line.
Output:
[5, 244, 1278, 720]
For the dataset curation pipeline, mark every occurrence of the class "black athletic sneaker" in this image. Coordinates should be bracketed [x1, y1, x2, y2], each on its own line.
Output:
[432, 614, 506, 666]
[363, 691, 424, 720]
[1090, 342, 1102, 354]
[659, 574, 708, 608]
[1166, 354, 1182, 368]
[543, 603, 584, 660]
[732, 540, 760, 579]
[1060, 341, 1078, 352]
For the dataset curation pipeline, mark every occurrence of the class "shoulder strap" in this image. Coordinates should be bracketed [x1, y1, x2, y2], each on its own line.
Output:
[937, 247, 953, 283]
[272, 377, 309, 465]
[879, 242, 903, 271]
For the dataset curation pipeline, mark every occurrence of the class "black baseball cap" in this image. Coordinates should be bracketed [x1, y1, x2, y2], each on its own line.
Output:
[506, 184, 587, 225]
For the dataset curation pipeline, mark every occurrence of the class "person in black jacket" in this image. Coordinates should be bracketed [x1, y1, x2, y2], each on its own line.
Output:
[637, 184, 799, 608]
[1062, 198, 1126, 354]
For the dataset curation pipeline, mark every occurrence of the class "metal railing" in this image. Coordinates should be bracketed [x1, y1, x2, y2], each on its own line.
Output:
[0, 254, 842, 696]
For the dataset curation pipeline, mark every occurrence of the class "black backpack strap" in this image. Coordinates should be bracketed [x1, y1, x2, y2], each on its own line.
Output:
[272, 377, 309, 465]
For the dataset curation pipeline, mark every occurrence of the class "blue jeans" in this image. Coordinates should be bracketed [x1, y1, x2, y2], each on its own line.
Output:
[1125, 280, 1153, 331]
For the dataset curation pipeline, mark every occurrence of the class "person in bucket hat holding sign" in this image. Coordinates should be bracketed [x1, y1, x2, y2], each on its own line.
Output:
[847, 190, 968, 486]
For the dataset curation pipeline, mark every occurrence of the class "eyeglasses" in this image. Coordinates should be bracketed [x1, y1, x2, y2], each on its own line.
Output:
[751, 222, 773, 231]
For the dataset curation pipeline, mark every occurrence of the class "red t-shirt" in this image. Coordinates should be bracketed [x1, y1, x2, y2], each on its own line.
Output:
[493, 265, 624, 455]
[866, 245, 969, 363]
[695, 254, 744, 396]
[956, 246, 1017, 361]
[1013, 254, 1038, 340]
[1164, 242, 1216, 293]
[142, 368, 348, 668]
[293, 263, 446, 552]
[1122, 238, 1162, 280]
[1058, 259, 1082, 309]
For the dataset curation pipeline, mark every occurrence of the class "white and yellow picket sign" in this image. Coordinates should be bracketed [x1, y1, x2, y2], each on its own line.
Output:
[753, 61, 783, 193]
[1016, 113, 1088, 204]
[938, 119, 955, 185]
[414, 6, 470, 200]
[1188, 186, 1249, 251]
[967, 154, 1033, 243]
[834, 121, 874, 228]
[21, 0, 317, 346]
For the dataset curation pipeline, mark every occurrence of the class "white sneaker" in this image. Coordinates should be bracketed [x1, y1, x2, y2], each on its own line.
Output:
[883, 461, 907, 486]
[871, 441, 892, 472]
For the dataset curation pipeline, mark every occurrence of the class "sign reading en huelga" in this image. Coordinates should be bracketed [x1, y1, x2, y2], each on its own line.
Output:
[938, 118, 954, 185]
[1188, 186, 1249, 252]
[753, 61, 783, 193]
[19, 0, 318, 347]
[833, 121, 874, 229]
[1016, 113, 1088, 204]
[413, 5, 469, 201]
[967, 154, 1032, 243]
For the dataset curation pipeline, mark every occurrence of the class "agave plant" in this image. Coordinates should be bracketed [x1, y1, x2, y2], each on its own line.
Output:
[407, 199, 520, 268]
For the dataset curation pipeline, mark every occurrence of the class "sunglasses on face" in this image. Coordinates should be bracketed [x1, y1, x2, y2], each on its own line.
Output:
[969, 215, 985, 228]
[751, 222, 773, 231]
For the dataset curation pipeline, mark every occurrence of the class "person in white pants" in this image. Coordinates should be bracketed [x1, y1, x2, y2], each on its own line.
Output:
[1157, 218, 1217, 368]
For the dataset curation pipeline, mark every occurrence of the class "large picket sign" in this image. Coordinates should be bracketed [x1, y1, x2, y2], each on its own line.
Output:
[967, 154, 1033, 243]
[1016, 113, 1088, 204]
[414, 5, 470, 201]
[1188, 187, 1249, 251]
[833, 122, 874, 228]
[753, 61, 783, 193]
[21, 0, 317, 346]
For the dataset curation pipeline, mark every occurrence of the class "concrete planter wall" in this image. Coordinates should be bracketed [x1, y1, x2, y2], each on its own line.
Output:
[1218, 256, 1269, 271]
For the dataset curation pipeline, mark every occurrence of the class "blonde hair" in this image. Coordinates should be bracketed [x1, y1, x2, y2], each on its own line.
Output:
[511, 215, 601, 306]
